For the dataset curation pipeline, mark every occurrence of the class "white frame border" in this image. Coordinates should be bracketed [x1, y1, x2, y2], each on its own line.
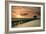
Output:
[9, 3, 43, 31]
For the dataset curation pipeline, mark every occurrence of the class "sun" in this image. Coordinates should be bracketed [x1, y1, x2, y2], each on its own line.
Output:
[16, 15, 24, 18]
